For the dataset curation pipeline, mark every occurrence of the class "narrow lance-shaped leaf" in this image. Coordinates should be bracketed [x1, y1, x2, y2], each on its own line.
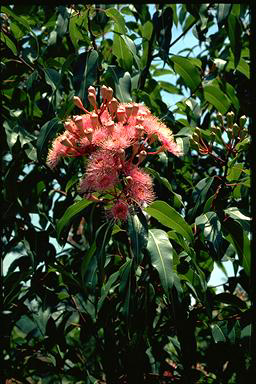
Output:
[95, 220, 114, 284]
[56, 199, 93, 244]
[37, 117, 60, 160]
[147, 229, 174, 298]
[127, 209, 148, 266]
[145, 201, 194, 243]
[171, 55, 201, 92]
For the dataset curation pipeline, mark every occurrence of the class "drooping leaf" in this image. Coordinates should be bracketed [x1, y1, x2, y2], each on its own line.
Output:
[127, 209, 148, 266]
[217, 4, 232, 27]
[203, 84, 231, 114]
[119, 259, 133, 317]
[195, 212, 222, 253]
[147, 229, 174, 298]
[78, 50, 98, 103]
[107, 66, 132, 102]
[56, 199, 93, 244]
[98, 271, 120, 311]
[1, 32, 18, 55]
[212, 324, 226, 343]
[189, 177, 214, 219]
[36, 117, 61, 160]
[171, 55, 201, 92]
[145, 201, 194, 244]
[228, 13, 241, 68]
[112, 34, 133, 71]
[95, 220, 114, 284]
[105, 8, 127, 34]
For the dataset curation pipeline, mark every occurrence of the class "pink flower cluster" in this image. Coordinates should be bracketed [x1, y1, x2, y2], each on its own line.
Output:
[47, 86, 182, 220]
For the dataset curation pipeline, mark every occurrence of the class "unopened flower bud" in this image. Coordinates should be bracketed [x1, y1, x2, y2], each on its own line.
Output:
[232, 123, 240, 137]
[216, 112, 223, 126]
[108, 98, 119, 115]
[239, 115, 247, 128]
[90, 112, 98, 129]
[64, 120, 76, 134]
[73, 115, 85, 135]
[137, 150, 147, 164]
[135, 124, 144, 137]
[227, 111, 235, 128]
[105, 120, 115, 132]
[132, 103, 139, 116]
[88, 92, 97, 108]
[85, 128, 93, 142]
[125, 104, 133, 119]
[117, 107, 126, 122]
[118, 148, 125, 161]
[74, 96, 86, 111]
[88, 86, 96, 97]
[136, 116, 144, 125]
[100, 85, 108, 101]
[106, 87, 113, 102]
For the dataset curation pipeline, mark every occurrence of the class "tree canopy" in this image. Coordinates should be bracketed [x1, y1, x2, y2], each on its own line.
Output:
[1, 4, 253, 384]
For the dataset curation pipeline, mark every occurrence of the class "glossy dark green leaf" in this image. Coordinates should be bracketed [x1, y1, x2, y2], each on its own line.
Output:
[56, 199, 93, 244]
[147, 229, 174, 298]
[98, 271, 119, 311]
[79, 50, 98, 102]
[212, 324, 226, 343]
[81, 241, 96, 283]
[195, 212, 222, 253]
[228, 13, 241, 68]
[203, 84, 231, 114]
[112, 34, 133, 71]
[95, 220, 114, 283]
[108, 66, 132, 102]
[171, 55, 201, 92]
[145, 201, 194, 243]
[217, 4, 232, 26]
[44, 68, 61, 91]
[127, 209, 148, 266]
[145, 167, 183, 208]
[105, 8, 127, 34]
[119, 259, 133, 317]
[1, 32, 18, 55]
[36, 117, 60, 160]
[189, 177, 214, 219]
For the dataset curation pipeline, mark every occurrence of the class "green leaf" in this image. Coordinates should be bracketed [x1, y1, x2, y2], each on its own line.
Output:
[36, 117, 60, 160]
[145, 167, 184, 209]
[227, 56, 250, 79]
[159, 81, 181, 94]
[119, 259, 133, 317]
[112, 34, 133, 71]
[1, 32, 17, 55]
[95, 220, 114, 283]
[105, 8, 127, 34]
[141, 20, 153, 40]
[203, 84, 231, 114]
[65, 175, 79, 194]
[223, 219, 251, 276]
[98, 271, 120, 311]
[145, 201, 194, 243]
[228, 13, 241, 68]
[225, 82, 240, 111]
[214, 292, 247, 309]
[44, 68, 61, 91]
[120, 34, 141, 69]
[217, 4, 232, 26]
[171, 55, 201, 92]
[81, 241, 96, 283]
[196, 212, 222, 253]
[212, 324, 226, 343]
[108, 66, 132, 102]
[147, 229, 174, 298]
[224, 207, 251, 232]
[127, 210, 148, 266]
[79, 50, 98, 102]
[189, 177, 214, 219]
[56, 199, 93, 244]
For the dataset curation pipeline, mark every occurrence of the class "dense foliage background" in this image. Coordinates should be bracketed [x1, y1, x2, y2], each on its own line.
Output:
[1, 4, 253, 383]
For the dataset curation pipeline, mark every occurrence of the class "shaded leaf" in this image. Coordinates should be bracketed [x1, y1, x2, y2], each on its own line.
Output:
[212, 324, 226, 343]
[127, 209, 148, 265]
[105, 8, 127, 34]
[147, 229, 174, 298]
[145, 201, 193, 243]
[203, 84, 231, 114]
[171, 55, 201, 92]
[37, 117, 60, 160]
[56, 199, 93, 244]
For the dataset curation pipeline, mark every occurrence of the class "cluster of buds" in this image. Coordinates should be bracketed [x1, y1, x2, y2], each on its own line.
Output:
[47, 86, 182, 220]
[191, 111, 248, 162]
